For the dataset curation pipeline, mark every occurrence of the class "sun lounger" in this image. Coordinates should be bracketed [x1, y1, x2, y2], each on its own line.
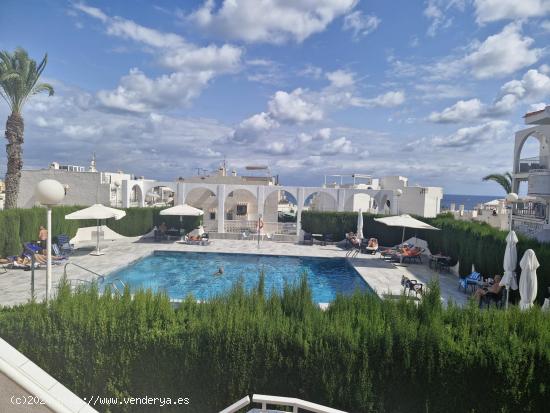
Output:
[401, 275, 423, 297]
[458, 271, 481, 293]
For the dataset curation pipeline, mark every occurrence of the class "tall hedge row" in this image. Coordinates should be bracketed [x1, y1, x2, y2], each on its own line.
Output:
[0, 280, 549, 413]
[0, 206, 201, 257]
[302, 211, 550, 303]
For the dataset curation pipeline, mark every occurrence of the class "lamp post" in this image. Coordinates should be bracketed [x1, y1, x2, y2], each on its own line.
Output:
[504, 192, 518, 309]
[35, 180, 65, 302]
[506, 192, 519, 231]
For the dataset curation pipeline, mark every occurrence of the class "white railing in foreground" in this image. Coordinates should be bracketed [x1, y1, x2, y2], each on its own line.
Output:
[253, 394, 347, 413]
[219, 395, 250, 413]
[218, 394, 347, 413]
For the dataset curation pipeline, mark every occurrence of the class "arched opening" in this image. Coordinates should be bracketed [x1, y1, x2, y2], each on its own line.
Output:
[146, 185, 175, 207]
[264, 190, 298, 235]
[129, 184, 143, 207]
[305, 191, 337, 212]
[517, 134, 543, 195]
[185, 188, 217, 231]
[224, 189, 258, 233]
[379, 195, 391, 214]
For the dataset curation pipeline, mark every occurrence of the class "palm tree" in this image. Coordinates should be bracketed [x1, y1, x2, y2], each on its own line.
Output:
[0, 48, 54, 209]
[482, 172, 513, 194]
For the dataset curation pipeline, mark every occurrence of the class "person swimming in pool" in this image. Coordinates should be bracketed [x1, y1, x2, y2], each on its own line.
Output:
[213, 266, 224, 276]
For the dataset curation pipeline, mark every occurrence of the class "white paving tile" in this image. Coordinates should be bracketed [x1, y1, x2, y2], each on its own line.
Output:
[0, 238, 468, 307]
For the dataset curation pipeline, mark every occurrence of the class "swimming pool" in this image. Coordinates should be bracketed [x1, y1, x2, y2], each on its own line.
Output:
[106, 251, 371, 303]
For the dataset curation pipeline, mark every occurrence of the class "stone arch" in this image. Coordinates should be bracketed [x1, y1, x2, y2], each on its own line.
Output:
[264, 189, 298, 222]
[515, 130, 549, 172]
[225, 187, 258, 221]
[129, 184, 143, 207]
[304, 190, 337, 211]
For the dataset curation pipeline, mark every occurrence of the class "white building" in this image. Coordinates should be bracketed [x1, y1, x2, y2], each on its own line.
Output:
[511, 106, 550, 241]
[317, 174, 442, 217]
[16, 155, 137, 209]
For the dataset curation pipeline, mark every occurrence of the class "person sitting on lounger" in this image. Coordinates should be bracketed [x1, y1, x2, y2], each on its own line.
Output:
[213, 266, 224, 276]
[472, 275, 502, 303]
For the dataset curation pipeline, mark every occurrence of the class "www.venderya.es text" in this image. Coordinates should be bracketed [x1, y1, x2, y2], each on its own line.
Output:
[84, 395, 190, 407]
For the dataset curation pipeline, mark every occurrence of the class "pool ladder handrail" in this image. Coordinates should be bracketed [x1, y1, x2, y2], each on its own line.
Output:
[104, 278, 127, 295]
[63, 262, 127, 295]
[63, 262, 105, 283]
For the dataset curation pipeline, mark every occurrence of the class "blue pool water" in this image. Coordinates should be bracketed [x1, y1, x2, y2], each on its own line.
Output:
[106, 251, 370, 303]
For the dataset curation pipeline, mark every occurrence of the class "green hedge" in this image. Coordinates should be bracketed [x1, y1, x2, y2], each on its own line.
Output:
[0, 280, 549, 412]
[0, 206, 201, 257]
[302, 211, 550, 303]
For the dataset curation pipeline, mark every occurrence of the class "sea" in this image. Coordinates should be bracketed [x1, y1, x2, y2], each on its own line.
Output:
[441, 194, 502, 211]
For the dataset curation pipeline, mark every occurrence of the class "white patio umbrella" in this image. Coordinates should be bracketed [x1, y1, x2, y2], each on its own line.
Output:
[160, 204, 204, 233]
[499, 230, 519, 309]
[374, 214, 440, 246]
[519, 249, 539, 310]
[356, 209, 363, 241]
[159, 204, 204, 217]
[65, 204, 126, 256]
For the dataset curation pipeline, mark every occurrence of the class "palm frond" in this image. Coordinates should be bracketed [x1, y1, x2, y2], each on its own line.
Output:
[0, 47, 54, 113]
[482, 173, 512, 194]
[31, 83, 54, 96]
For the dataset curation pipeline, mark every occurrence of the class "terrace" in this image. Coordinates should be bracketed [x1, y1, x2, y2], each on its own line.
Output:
[0, 237, 468, 308]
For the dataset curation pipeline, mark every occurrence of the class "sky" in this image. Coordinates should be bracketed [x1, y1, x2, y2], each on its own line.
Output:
[0, 0, 549, 195]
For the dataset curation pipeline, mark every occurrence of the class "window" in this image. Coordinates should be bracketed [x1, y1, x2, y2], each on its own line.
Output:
[236, 204, 248, 216]
[209, 211, 216, 220]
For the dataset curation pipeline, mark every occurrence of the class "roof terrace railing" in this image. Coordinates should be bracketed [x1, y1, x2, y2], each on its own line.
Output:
[252, 394, 348, 413]
[518, 157, 541, 173]
[218, 394, 348, 413]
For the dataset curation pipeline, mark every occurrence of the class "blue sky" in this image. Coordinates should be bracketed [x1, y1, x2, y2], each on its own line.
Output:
[1, 0, 549, 194]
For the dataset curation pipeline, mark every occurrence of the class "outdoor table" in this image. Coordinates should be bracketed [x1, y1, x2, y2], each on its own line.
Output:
[429, 254, 451, 272]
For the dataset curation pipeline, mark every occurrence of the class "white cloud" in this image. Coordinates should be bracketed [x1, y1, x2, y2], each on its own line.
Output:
[73, 3, 107, 22]
[473, 0, 550, 24]
[423, 0, 466, 36]
[232, 112, 279, 143]
[326, 70, 355, 88]
[74, 3, 242, 112]
[433, 120, 509, 149]
[357, 90, 406, 108]
[493, 69, 550, 113]
[463, 22, 543, 79]
[298, 128, 332, 143]
[428, 69, 550, 122]
[343, 11, 380, 39]
[96, 68, 213, 112]
[189, 0, 357, 44]
[268, 89, 323, 123]
[428, 99, 485, 123]
[321, 136, 353, 155]
[265, 141, 291, 155]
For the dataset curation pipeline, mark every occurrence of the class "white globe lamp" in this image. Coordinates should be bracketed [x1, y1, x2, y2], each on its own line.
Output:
[35, 179, 66, 302]
[506, 192, 519, 203]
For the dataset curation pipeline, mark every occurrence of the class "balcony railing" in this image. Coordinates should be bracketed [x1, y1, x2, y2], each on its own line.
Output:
[518, 157, 541, 173]
[512, 203, 547, 220]
[224, 220, 297, 235]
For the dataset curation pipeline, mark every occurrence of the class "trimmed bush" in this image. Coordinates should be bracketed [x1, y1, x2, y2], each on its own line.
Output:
[0, 281, 549, 412]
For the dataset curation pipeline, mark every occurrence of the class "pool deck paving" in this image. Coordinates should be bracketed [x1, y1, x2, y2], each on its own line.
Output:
[0, 238, 469, 307]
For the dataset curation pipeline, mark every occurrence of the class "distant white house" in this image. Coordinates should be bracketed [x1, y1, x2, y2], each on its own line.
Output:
[16, 157, 443, 240]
